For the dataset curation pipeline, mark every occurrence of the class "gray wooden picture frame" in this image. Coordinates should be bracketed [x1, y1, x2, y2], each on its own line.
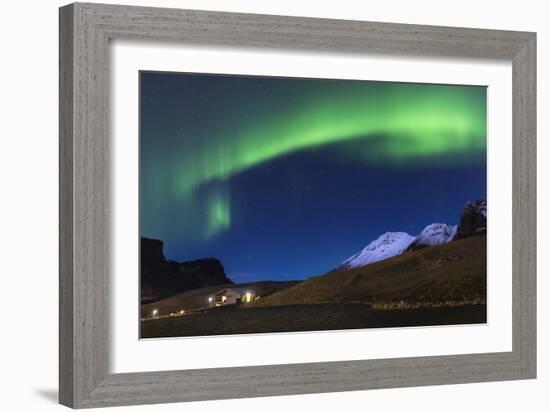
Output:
[59, 2, 536, 409]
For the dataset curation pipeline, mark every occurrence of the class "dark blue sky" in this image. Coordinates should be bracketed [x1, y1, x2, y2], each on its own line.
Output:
[140, 72, 486, 282]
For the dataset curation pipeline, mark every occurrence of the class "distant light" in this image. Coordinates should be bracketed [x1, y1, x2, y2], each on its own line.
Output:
[180, 310, 185, 315]
[208, 297, 213, 302]
[245, 292, 252, 302]
[152, 309, 158, 317]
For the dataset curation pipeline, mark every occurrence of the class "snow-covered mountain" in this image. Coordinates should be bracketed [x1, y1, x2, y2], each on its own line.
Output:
[335, 198, 487, 271]
[407, 223, 457, 251]
[337, 232, 416, 270]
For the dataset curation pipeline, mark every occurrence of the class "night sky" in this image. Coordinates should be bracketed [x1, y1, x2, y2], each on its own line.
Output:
[140, 72, 486, 282]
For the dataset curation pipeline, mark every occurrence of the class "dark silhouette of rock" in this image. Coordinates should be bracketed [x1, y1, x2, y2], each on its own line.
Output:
[169, 258, 229, 287]
[141, 237, 232, 303]
[141, 237, 168, 272]
[455, 198, 487, 239]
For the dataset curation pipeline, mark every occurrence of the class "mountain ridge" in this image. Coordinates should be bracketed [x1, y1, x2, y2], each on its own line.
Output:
[336, 198, 486, 270]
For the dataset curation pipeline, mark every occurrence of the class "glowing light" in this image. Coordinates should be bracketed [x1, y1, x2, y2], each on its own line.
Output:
[173, 83, 486, 198]
[141, 77, 486, 241]
[152, 309, 158, 317]
[205, 190, 231, 238]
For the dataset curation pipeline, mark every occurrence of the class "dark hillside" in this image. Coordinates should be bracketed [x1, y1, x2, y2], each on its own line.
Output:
[252, 235, 486, 309]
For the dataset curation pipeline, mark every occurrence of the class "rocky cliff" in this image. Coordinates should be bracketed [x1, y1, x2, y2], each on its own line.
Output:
[141, 237, 232, 303]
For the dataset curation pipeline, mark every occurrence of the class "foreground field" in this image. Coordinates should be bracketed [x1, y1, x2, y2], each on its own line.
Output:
[141, 235, 486, 338]
[141, 303, 486, 338]
[141, 280, 299, 318]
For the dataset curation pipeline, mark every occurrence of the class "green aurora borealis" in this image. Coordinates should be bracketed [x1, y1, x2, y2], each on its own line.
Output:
[140, 73, 486, 275]
[173, 82, 485, 193]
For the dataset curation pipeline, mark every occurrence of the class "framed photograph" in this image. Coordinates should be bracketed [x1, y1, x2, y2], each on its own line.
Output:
[59, 2, 536, 408]
[138, 71, 489, 339]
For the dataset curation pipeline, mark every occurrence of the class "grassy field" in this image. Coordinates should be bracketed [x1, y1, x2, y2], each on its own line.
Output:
[141, 303, 486, 338]
[252, 235, 486, 308]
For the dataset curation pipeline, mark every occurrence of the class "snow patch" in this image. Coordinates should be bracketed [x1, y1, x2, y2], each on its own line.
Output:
[338, 232, 416, 270]
[413, 223, 457, 248]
